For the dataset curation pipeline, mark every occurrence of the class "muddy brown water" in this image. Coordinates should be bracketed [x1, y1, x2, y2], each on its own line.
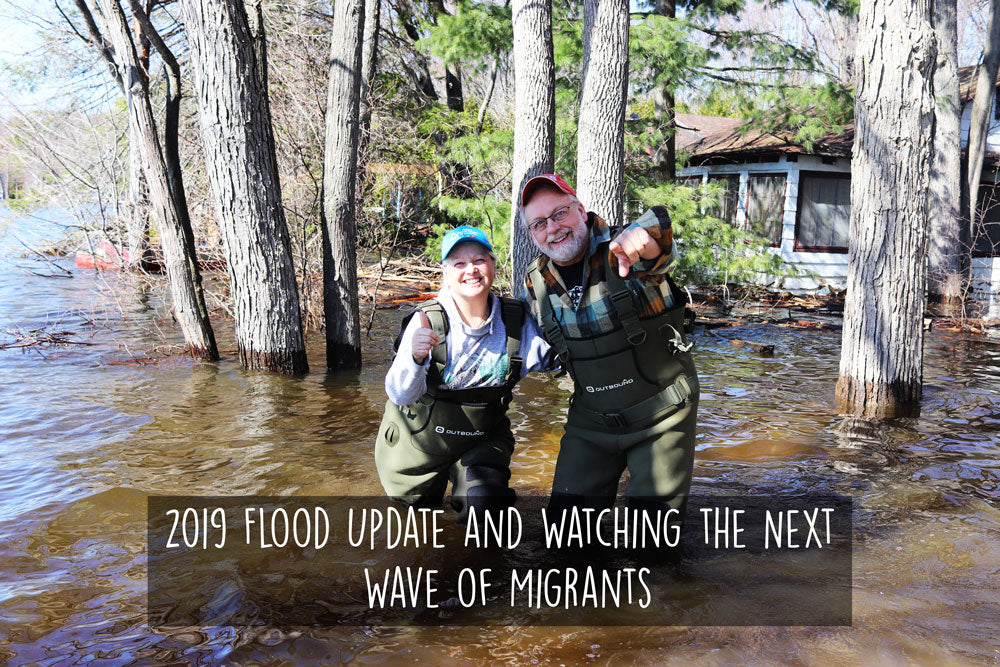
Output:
[2, 207, 1000, 664]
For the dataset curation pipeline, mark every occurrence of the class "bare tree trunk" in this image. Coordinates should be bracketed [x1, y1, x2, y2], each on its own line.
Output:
[322, 0, 365, 370]
[180, 0, 308, 374]
[477, 56, 500, 133]
[359, 0, 381, 140]
[928, 0, 965, 309]
[836, 0, 936, 419]
[965, 0, 1000, 234]
[509, 0, 555, 292]
[125, 2, 150, 269]
[653, 0, 675, 182]
[96, 0, 219, 360]
[126, 104, 149, 267]
[576, 0, 629, 228]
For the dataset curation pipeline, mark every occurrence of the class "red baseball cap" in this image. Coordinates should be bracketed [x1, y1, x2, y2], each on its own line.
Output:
[519, 173, 577, 207]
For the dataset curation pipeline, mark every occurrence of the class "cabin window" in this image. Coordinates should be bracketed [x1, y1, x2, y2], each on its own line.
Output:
[795, 172, 850, 253]
[707, 174, 739, 226]
[746, 174, 786, 245]
[975, 182, 1000, 257]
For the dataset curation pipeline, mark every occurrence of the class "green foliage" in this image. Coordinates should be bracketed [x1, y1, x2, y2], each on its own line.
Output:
[633, 182, 798, 287]
[679, 85, 745, 117]
[630, 14, 708, 96]
[768, 0, 857, 16]
[738, 79, 854, 150]
[420, 0, 512, 73]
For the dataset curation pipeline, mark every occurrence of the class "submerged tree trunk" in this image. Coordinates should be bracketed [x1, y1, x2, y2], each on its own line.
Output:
[509, 0, 555, 292]
[96, 0, 218, 360]
[836, 0, 936, 418]
[965, 0, 1000, 240]
[576, 0, 629, 228]
[928, 0, 964, 308]
[180, 0, 308, 374]
[322, 0, 365, 370]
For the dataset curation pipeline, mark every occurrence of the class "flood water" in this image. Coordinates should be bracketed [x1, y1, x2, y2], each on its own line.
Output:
[2, 204, 1000, 664]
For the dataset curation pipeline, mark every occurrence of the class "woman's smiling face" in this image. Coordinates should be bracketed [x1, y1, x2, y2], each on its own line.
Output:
[442, 241, 495, 300]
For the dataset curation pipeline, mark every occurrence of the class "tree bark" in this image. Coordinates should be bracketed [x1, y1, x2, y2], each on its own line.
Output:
[359, 0, 381, 142]
[576, 0, 629, 228]
[836, 0, 936, 419]
[928, 0, 965, 308]
[96, 0, 219, 360]
[653, 0, 676, 182]
[180, 0, 308, 374]
[125, 1, 151, 270]
[509, 0, 555, 292]
[126, 105, 150, 266]
[965, 0, 1000, 235]
[322, 0, 366, 370]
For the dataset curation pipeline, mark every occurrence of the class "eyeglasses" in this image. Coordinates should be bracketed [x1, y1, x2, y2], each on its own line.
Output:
[526, 205, 572, 234]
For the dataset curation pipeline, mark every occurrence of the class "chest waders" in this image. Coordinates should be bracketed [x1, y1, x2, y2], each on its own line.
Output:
[530, 253, 697, 432]
[376, 297, 524, 468]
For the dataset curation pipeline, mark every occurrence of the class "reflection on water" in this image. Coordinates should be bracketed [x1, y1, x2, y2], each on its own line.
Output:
[2, 206, 1000, 662]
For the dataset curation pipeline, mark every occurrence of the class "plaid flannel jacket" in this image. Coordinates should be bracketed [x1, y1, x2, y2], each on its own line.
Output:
[521, 206, 679, 339]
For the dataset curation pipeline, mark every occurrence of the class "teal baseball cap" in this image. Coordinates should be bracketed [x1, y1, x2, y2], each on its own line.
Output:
[440, 226, 494, 261]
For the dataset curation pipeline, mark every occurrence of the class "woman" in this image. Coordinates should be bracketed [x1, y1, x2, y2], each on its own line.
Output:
[375, 226, 554, 521]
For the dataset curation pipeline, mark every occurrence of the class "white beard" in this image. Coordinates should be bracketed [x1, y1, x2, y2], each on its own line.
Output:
[541, 224, 588, 264]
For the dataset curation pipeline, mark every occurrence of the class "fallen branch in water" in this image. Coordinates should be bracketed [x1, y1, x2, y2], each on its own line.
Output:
[1, 328, 94, 349]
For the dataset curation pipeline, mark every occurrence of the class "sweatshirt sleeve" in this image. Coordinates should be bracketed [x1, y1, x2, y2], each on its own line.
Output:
[385, 314, 432, 406]
[519, 311, 559, 376]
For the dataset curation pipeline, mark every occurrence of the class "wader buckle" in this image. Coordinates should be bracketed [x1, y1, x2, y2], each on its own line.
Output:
[610, 289, 646, 346]
[543, 323, 570, 363]
[659, 323, 693, 354]
[662, 382, 686, 406]
[603, 412, 628, 429]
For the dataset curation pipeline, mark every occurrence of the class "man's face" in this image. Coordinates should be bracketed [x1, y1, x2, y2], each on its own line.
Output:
[523, 188, 589, 265]
[442, 242, 495, 301]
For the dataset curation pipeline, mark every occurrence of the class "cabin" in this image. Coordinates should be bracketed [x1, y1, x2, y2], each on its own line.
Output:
[676, 66, 1000, 302]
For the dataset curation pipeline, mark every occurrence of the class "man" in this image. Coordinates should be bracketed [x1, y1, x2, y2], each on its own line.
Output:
[375, 226, 554, 522]
[519, 174, 698, 513]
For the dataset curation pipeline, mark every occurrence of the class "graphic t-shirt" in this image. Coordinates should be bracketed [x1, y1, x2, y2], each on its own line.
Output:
[555, 257, 585, 310]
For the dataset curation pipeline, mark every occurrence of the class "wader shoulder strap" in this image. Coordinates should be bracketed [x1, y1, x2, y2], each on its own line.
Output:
[603, 249, 646, 346]
[419, 300, 449, 383]
[499, 297, 524, 387]
[529, 265, 570, 366]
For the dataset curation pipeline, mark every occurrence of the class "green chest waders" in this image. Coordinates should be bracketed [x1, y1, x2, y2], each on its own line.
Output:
[530, 253, 698, 432]
[375, 298, 524, 501]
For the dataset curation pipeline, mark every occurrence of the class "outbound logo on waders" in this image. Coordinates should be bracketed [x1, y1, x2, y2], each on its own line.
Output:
[586, 377, 635, 393]
[434, 426, 486, 437]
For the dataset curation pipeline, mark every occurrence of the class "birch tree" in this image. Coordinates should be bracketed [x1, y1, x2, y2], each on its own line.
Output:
[576, 0, 629, 228]
[928, 0, 964, 308]
[322, 0, 365, 370]
[92, 0, 219, 361]
[510, 0, 555, 291]
[180, 0, 308, 374]
[836, 0, 936, 418]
